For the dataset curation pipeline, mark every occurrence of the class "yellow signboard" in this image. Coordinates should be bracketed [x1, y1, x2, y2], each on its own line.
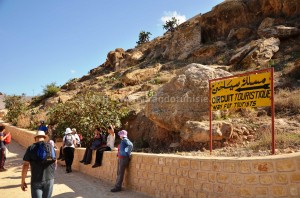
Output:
[210, 70, 272, 111]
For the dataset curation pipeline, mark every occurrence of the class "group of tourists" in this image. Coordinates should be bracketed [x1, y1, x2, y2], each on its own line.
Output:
[20, 121, 133, 198]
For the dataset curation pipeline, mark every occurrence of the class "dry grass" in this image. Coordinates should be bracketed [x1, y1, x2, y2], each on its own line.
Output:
[275, 89, 300, 116]
[17, 110, 48, 130]
[249, 126, 300, 151]
[283, 58, 300, 79]
[17, 113, 31, 129]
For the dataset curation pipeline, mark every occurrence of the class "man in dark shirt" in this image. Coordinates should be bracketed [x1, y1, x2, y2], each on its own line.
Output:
[37, 120, 48, 134]
[21, 131, 56, 198]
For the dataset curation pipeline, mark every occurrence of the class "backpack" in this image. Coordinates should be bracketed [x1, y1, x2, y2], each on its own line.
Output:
[35, 142, 56, 165]
[77, 133, 83, 141]
[64, 134, 73, 146]
[4, 132, 11, 144]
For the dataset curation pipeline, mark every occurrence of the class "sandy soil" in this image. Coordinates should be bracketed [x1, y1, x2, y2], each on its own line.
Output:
[0, 140, 150, 198]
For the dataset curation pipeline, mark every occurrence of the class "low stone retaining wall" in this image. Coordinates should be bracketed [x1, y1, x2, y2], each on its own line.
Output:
[3, 123, 300, 197]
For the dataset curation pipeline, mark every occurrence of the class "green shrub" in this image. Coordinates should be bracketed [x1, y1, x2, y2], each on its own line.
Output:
[3, 95, 27, 125]
[48, 90, 129, 146]
[42, 82, 60, 98]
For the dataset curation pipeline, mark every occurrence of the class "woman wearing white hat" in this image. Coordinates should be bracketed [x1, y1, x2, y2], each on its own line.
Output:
[62, 128, 76, 173]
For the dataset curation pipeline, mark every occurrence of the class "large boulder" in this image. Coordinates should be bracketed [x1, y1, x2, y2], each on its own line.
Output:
[103, 48, 126, 71]
[181, 121, 233, 142]
[145, 63, 232, 142]
[230, 37, 280, 69]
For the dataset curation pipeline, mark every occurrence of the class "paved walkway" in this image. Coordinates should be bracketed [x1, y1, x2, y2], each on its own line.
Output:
[0, 140, 151, 198]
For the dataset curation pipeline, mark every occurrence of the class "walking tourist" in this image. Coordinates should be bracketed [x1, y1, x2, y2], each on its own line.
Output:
[63, 128, 76, 173]
[21, 130, 57, 198]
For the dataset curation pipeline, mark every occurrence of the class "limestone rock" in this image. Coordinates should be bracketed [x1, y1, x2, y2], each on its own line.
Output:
[121, 64, 161, 85]
[227, 27, 252, 42]
[103, 48, 145, 71]
[187, 43, 222, 63]
[145, 63, 232, 133]
[180, 121, 233, 142]
[163, 21, 202, 60]
[104, 48, 125, 69]
[230, 37, 280, 69]
[258, 17, 275, 32]
[200, 0, 300, 42]
[258, 25, 300, 38]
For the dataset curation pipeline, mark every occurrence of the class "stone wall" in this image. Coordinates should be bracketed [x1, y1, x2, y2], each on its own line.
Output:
[4, 123, 300, 197]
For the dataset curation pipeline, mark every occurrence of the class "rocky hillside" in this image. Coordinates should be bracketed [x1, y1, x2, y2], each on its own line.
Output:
[33, 0, 300, 153]
[0, 94, 4, 110]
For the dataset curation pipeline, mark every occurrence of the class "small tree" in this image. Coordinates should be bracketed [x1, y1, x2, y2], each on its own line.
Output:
[48, 90, 129, 146]
[4, 95, 27, 125]
[163, 17, 179, 32]
[136, 31, 152, 45]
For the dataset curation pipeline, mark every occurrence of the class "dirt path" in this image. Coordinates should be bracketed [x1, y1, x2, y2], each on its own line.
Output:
[0, 140, 151, 198]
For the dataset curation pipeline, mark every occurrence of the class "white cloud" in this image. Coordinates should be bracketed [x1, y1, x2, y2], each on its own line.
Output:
[160, 11, 187, 25]
[70, 70, 76, 74]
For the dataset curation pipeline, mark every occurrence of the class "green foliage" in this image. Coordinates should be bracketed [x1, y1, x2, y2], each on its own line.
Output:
[42, 82, 60, 98]
[48, 90, 129, 145]
[136, 31, 152, 45]
[4, 95, 27, 125]
[163, 17, 179, 32]
[147, 90, 154, 97]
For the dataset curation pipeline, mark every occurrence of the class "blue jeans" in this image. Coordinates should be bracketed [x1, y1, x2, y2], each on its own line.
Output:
[31, 179, 54, 198]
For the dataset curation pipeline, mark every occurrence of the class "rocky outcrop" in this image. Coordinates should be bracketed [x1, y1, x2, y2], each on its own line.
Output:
[230, 37, 280, 69]
[145, 63, 232, 142]
[162, 20, 202, 60]
[121, 63, 162, 85]
[103, 48, 144, 71]
[200, 0, 300, 42]
[258, 25, 300, 38]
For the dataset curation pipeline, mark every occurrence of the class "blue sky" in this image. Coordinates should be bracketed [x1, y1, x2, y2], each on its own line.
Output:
[0, 0, 223, 96]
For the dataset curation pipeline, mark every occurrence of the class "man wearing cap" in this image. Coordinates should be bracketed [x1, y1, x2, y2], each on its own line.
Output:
[21, 130, 56, 198]
[111, 130, 133, 192]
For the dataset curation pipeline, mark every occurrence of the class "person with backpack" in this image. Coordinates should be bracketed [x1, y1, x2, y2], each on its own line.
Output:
[0, 125, 8, 172]
[62, 128, 76, 173]
[21, 130, 57, 198]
